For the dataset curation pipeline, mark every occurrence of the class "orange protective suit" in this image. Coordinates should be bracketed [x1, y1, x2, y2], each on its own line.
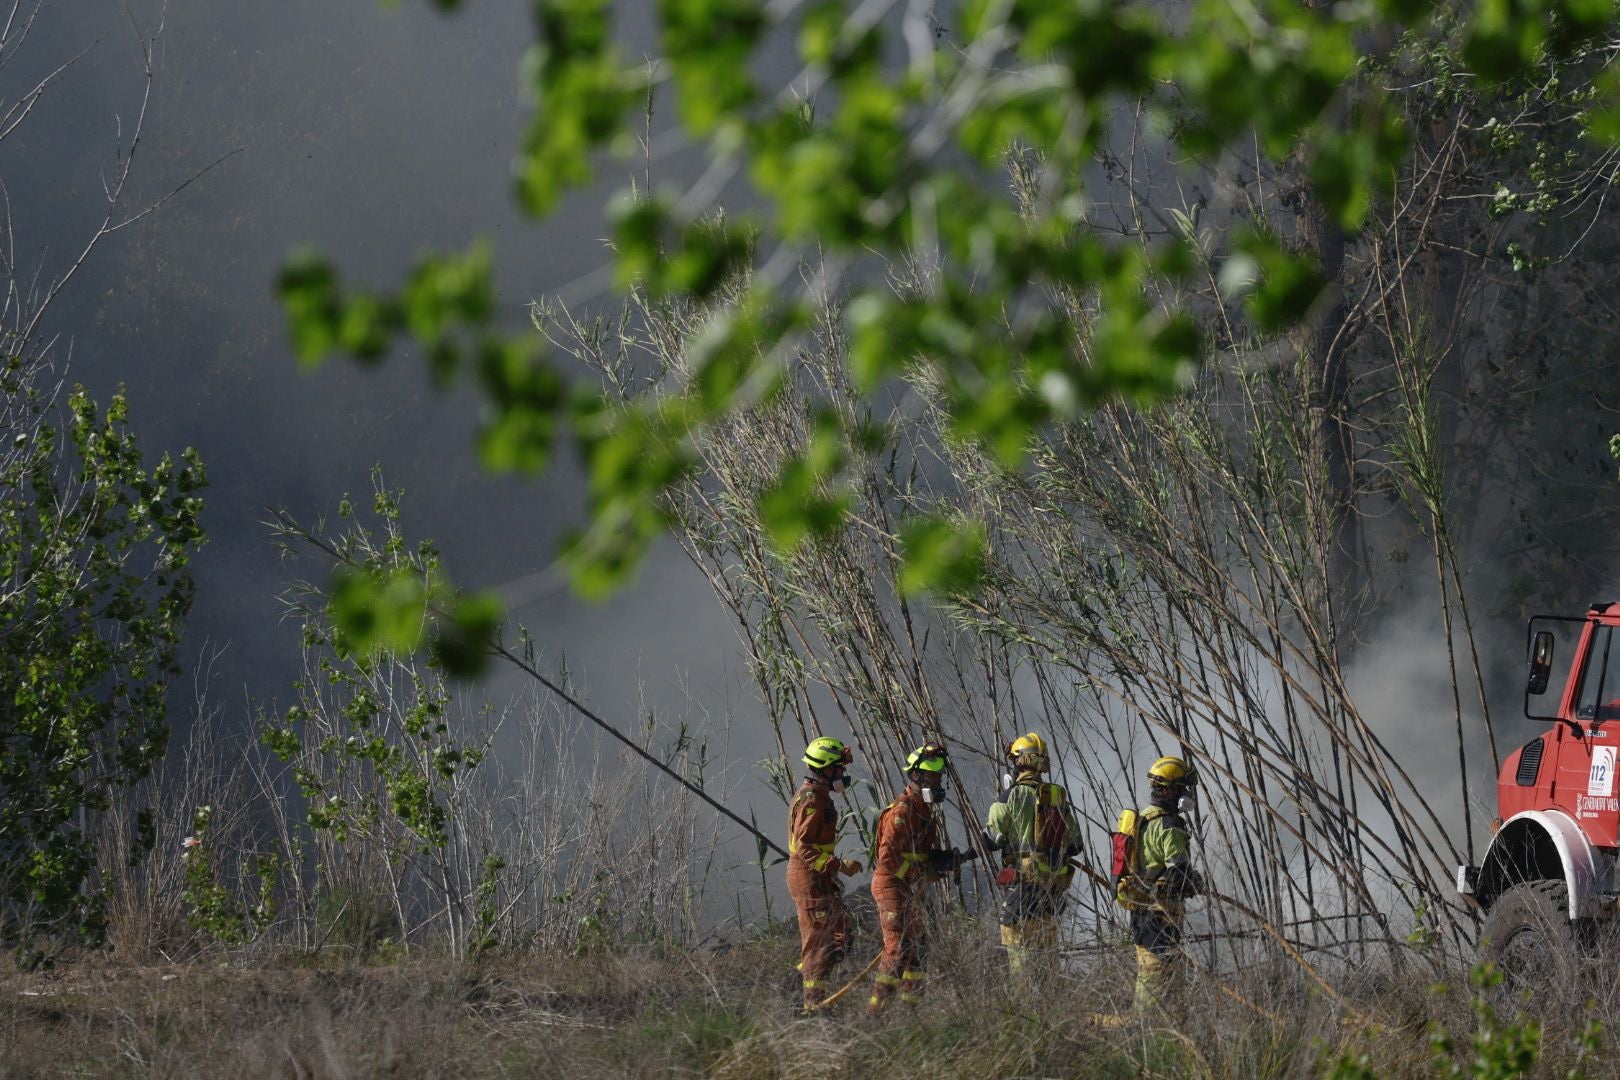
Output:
[787, 776, 849, 1007]
[867, 786, 939, 1015]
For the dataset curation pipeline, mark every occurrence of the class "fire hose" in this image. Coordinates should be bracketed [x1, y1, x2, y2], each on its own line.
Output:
[428, 629, 1370, 1030]
[279, 512, 794, 864]
[803, 951, 883, 1012]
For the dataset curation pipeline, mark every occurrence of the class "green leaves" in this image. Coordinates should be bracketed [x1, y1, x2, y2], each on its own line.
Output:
[1465, 0, 1617, 83]
[309, 476, 504, 678]
[1311, 97, 1409, 232]
[850, 238, 1198, 468]
[1012, 0, 1163, 98]
[278, 240, 581, 565]
[848, 293, 942, 392]
[475, 338, 564, 474]
[402, 243, 494, 370]
[181, 807, 280, 947]
[660, 0, 766, 136]
[267, 502, 499, 900]
[956, 0, 1165, 163]
[1222, 229, 1327, 334]
[1170, 0, 1355, 159]
[278, 250, 386, 366]
[799, 1, 883, 79]
[566, 397, 694, 598]
[276, 243, 495, 376]
[899, 515, 988, 597]
[293, 0, 1620, 613]
[1, 386, 206, 940]
[746, 63, 909, 247]
[1585, 62, 1620, 145]
[329, 567, 428, 658]
[1464, 0, 1551, 82]
[433, 591, 504, 676]
[1086, 301, 1201, 406]
[516, 0, 647, 216]
[328, 566, 503, 678]
[610, 194, 756, 301]
[758, 412, 850, 552]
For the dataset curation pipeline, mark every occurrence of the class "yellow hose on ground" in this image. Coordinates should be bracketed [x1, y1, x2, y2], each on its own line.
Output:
[805, 951, 883, 1012]
[1171, 944, 1285, 1024]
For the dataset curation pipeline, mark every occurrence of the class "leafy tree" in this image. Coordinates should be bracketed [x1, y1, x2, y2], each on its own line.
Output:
[263, 478, 502, 958]
[0, 378, 206, 945]
[0, 0, 211, 953]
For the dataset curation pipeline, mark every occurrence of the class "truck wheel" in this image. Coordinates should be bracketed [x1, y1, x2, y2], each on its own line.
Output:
[1479, 880, 1594, 994]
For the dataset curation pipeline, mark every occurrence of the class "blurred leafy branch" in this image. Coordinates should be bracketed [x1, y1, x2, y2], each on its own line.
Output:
[267, 475, 503, 680]
[279, 0, 1620, 672]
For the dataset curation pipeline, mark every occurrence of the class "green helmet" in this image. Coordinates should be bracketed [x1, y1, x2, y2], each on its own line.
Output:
[803, 736, 853, 771]
[905, 743, 948, 773]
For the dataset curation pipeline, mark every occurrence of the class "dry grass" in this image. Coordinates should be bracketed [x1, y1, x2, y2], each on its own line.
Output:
[2, 916, 1609, 1079]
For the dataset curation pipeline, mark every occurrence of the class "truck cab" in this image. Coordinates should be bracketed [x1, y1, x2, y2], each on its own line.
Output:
[1459, 604, 1620, 976]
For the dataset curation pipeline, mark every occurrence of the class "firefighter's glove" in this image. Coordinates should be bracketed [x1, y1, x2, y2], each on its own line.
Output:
[838, 858, 863, 877]
[979, 828, 1002, 854]
[929, 849, 978, 873]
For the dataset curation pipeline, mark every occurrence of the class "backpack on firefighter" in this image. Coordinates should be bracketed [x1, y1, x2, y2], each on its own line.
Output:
[1111, 806, 1160, 910]
[1019, 780, 1077, 888]
[983, 733, 1078, 888]
[986, 786, 1078, 890]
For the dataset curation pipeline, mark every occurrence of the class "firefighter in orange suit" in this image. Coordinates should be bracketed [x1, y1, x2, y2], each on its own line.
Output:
[787, 736, 863, 1010]
[867, 743, 975, 1016]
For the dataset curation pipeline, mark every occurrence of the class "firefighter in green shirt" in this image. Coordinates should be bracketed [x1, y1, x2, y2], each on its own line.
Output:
[982, 733, 1082, 982]
[1116, 756, 1203, 1012]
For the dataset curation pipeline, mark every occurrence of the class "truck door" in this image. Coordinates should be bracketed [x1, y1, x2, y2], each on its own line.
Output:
[1562, 623, 1620, 847]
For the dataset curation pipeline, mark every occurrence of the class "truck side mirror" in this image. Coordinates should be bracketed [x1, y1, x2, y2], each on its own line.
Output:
[1528, 630, 1555, 695]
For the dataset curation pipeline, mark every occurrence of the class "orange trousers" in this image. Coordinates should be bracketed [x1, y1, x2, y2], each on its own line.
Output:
[868, 878, 925, 1014]
[788, 872, 847, 1006]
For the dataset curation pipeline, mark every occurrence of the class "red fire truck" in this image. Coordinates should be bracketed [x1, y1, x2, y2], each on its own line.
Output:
[1458, 604, 1620, 978]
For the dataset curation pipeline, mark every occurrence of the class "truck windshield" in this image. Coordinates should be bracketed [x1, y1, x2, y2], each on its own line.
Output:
[1575, 626, 1620, 721]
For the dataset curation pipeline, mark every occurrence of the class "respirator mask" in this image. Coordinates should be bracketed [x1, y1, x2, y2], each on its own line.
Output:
[1177, 789, 1198, 815]
[921, 784, 944, 804]
[829, 772, 849, 794]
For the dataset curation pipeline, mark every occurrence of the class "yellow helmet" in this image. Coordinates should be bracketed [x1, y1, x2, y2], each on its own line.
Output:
[1007, 732, 1048, 772]
[905, 743, 948, 773]
[1147, 755, 1195, 787]
[803, 736, 853, 771]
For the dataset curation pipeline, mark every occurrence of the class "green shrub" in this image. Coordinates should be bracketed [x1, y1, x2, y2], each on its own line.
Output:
[315, 884, 402, 961]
